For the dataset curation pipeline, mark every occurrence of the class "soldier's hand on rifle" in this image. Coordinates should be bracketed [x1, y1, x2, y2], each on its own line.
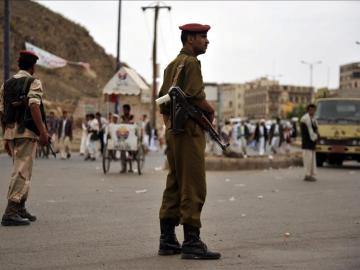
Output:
[39, 131, 50, 146]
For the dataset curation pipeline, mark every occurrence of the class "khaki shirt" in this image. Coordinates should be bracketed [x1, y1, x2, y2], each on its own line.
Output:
[158, 48, 206, 115]
[0, 70, 44, 140]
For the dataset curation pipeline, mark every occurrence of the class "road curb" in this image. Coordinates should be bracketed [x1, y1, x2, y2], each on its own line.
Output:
[205, 153, 303, 171]
[164, 152, 303, 171]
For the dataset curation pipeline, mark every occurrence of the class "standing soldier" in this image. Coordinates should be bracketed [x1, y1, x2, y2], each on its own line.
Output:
[0, 50, 49, 226]
[300, 104, 319, 181]
[157, 23, 221, 260]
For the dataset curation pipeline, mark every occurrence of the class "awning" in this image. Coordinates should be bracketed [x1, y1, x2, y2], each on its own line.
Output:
[102, 66, 150, 98]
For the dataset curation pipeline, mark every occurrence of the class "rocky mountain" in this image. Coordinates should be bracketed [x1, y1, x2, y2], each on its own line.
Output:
[0, 0, 117, 111]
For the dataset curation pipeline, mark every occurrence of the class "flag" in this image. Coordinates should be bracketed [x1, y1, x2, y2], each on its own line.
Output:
[25, 42, 67, 69]
[25, 42, 97, 77]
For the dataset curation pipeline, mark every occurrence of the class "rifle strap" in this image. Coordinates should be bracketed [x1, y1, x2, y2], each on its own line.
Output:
[171, 55, 188, 88]
[22, 76, 32, 95]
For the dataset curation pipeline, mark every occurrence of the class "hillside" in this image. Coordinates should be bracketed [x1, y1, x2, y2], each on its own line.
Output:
[0, 0, 117, 111]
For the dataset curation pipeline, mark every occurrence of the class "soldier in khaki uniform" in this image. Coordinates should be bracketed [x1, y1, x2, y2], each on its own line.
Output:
[157, 23, 220, 260]
[0, 50, 49, 226]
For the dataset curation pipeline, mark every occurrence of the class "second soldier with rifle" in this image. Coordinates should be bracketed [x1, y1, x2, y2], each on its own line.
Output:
[0, 50, 50, 226]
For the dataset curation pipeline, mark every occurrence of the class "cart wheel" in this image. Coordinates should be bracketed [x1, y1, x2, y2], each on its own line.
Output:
[102, 145, 111, 174]
[136, 145, 145, 175]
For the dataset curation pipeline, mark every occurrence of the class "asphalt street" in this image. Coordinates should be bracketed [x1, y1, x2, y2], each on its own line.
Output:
[0, 152, 359, 270]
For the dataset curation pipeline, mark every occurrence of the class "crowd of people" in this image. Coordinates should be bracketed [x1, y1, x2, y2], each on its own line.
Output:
[39, 109, 299, 161]
[41, 104, 167, 167]
[37, 110, 73, 160]
[214, 117, 298, 158]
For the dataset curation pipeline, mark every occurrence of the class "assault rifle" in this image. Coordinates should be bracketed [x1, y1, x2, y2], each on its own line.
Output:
[48, 137, 56, 158]
[156, 87, 229, 151]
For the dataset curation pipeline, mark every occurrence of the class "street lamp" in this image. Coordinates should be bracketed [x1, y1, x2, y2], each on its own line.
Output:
[301, 60, 322, 101]
[301, 60, 322, 88]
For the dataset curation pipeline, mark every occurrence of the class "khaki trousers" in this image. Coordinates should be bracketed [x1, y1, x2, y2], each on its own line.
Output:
[6, 138, 37, 203]
[59, 136, 71, 159]
[303, 149, 317, 177]
[159, 120, 206, 228]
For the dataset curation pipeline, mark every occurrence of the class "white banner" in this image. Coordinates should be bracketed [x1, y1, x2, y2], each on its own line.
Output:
[25, 42, 67, 69]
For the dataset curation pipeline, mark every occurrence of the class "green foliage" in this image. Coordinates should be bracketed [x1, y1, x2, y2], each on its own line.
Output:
[287, 104, 305, 119]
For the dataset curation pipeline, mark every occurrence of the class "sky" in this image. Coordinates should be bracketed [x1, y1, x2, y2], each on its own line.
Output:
[36, 0, 360, 89]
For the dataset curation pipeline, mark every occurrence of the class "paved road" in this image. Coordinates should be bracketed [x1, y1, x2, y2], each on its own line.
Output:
[0, 152, 359, 270]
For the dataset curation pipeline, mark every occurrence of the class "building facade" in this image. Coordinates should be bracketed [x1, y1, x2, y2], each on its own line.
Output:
[339, 62, 360, 90]
[244, 77, 313, 119]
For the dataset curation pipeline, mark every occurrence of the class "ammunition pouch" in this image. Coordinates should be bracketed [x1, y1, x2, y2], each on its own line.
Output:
[18, 102, 46, 136]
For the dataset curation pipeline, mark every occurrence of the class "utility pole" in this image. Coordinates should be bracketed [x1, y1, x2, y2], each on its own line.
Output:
[301, 60, 322, 99]
[3, 0, 11, 81]
[116, 0, 122, 71]
[113, 0, 122, 114]
[142, 2, 171, 129]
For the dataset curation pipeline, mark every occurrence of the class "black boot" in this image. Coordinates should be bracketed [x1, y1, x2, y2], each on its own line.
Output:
[1, 200, 31, 226]
[19, 199, 37, 222]
[181, 224, 221, 260]
[158, 219, 181, 255]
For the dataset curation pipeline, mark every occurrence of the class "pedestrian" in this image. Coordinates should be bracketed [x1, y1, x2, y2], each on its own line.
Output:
[144, 117, 152, 148]
[157, 23, 220, 259]
[46, 111, 59, 156]
[120, 104, 134, 124]
[300, 104, 319, 181]
[140, 114, 150, 151]
[0, 50, 50, 226]
[57, 110, 73, 159]
[220, 120, 232, 145]
[269, 117, 284, 156]
[80, 114, 90, 156]
[95, 112, 108, 156]
[254, 119, 268, 156]
[86, 113, 99, 161]
[236, 120, 250, 158]
[120, 104, 134, 173]
[282, 122, 292, 153]
[291, 118, 298, 139]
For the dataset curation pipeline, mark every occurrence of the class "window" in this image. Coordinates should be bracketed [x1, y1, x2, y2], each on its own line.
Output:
[353, 72, 360, 78]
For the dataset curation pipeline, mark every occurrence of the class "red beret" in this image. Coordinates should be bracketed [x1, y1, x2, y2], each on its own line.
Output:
[19, 50, 39, 61]
[179, 23, 210, 33]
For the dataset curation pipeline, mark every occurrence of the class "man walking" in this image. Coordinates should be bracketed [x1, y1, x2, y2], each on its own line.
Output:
[46, 111, 59, 157]
[254, 119, 268, 156]
[157, 23, 220, 260]
[236, 120, 250, 158]
[269, 117, 284, 156]
[300, 104, 319, 181]
[57, 110, 73, 159]
[95, 112, 108, 155]
[0, 50, 49, 226]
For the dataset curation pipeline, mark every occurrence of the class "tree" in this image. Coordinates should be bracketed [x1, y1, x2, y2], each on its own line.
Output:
[287, 104, 305, 119]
